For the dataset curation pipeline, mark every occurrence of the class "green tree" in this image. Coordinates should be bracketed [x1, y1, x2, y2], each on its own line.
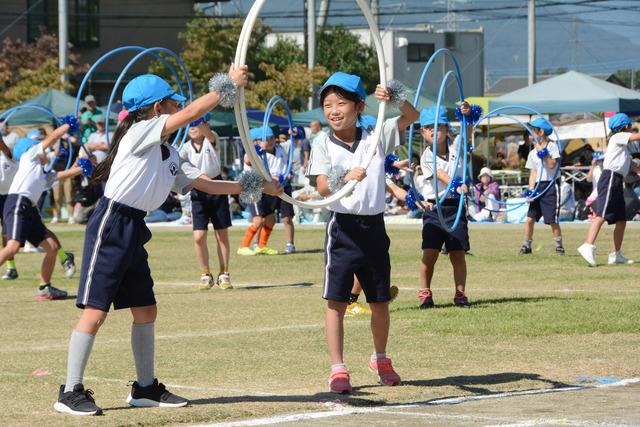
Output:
[316, 26, 378, 93]
[149, 14, 270, 96]
[614, 69, 640, 90]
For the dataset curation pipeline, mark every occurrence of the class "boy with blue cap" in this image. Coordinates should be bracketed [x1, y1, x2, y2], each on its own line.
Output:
[55, 67, 283, 416]
[519, 117, 564, 256]
[308, 71, 419, 393]
[0, 122, 87, 299]
[238, 126, 295, 255]
[418, 103, 473, 309]
[578, 113, 640, 267]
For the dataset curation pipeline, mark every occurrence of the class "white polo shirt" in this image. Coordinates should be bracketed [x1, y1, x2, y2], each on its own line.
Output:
[104, 115, 203, 212]
[265, 144, 288, 176]
[179, 138, 221, 178]
[604, 132, 632, 176]
[420, 136, 465, 200]
[0, 153, 18, 195]
[307, 117, 400, 215]
[525, 142, 560, 181]
[8, 143, 54, 204]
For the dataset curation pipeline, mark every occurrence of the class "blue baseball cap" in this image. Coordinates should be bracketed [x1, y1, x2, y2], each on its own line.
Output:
[13, 137, 40, 161]
[608, 113, 632, 132]
[319, 72, 366, 101]
[357, 115, 377, 130]
[250, 127, 274, 141]
[529, 118, 553, 136]
[26, 129, 44, 140]
[123, 74, 186, 113]
[419, 107, 449, 127]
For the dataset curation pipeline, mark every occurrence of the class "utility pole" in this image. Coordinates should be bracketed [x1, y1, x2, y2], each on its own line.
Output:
[307, 0, 316, 110]
[527, 0, 536, 86]
[371, 0, 378, 27]
[317, 0, 329, 29]
[58, 0, 69, 83]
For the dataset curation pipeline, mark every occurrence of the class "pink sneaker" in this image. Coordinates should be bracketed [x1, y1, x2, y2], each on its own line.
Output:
[328, 368, 352, 394]
[368, 357, 401, 386]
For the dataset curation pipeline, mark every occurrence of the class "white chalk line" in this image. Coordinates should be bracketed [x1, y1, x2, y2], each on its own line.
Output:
[0, 322, 350, 353]
[194, 377, 640, 427]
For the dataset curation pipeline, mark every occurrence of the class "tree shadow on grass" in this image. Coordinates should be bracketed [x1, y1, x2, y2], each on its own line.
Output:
[402, 371, 573, 397]
[241, 282, 315, 290]
[189, 389, 385, 407]
[393, 296, 567, 312]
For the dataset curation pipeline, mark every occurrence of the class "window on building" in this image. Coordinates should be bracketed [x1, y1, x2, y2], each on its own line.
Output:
[407, 43, 435, 63]
[27, 0, 100, 47]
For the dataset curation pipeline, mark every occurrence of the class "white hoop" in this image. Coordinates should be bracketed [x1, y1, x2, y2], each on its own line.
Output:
[233, 0, 388, 209]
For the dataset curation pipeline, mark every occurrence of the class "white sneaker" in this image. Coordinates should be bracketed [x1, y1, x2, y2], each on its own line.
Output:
[23, 241, 44, 253]
[608, 251, 634, 265]
[577, 243, 597, 267]
[51, 216, 59, 224]
[68, 216, 77, 225]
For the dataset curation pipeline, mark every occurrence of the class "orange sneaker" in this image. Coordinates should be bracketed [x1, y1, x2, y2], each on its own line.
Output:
[329, 368, 352, 394]
[368, 357, 401, 386]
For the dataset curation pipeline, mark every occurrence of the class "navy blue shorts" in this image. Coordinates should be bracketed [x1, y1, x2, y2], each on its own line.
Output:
[595, 170, 626, 224]
[191, 177, 231, 230]
[0, 194, 7, 229]
[248, 184, 294, 218]
[2, 194, 47, 246]
[422, 199, 470, 252]
[76, 197, 155, 311]
[527, 180, 560, 224]
[323, 212, 391, 303]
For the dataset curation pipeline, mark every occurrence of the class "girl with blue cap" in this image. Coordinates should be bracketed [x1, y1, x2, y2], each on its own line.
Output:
[0, 121, 88, 300]
[307, 71, 419, 393]
[578, 113, 640, 267]
[417, 102, 474, 310]
[519, 117, 565, 256]
[55, 66, 283, 416]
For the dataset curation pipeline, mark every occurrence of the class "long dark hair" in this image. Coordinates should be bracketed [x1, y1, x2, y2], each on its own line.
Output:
[92, 106, 152, 182]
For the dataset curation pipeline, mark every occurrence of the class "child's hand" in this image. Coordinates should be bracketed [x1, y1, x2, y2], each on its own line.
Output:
[374, 84, 391, 102]
[263, 180, 284, 196]
[393, 158, 415, 172]
[229, 65, 249, 88]
[459, 100, 470, 116]
[344, 167, 367, 182]
[458, 183, 468, 195]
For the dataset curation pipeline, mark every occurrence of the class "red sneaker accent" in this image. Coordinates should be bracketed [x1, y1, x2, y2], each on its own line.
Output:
[368, 357, 401, 386]
[418, 289, 434, 309]
[329, 368, 352, 394]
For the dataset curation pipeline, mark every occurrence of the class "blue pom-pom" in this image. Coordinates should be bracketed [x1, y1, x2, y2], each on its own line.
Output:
[61, 115, 79, 134]
[455, 104, 483, 124]
[384, 154, 400, 176]
[78, 158, 94, 177]
[522, 188, 538, 199]
[406, 188, 425, 210]
[59, 147, 69, 158]
[449, 176, 464, 194]
[278, 173, 286, 184]
[254, 144, 265, 156]
[536, 147, 549, 159]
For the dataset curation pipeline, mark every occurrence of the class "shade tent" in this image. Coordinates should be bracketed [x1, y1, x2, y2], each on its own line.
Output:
[489, 71, 640, 114]
[292, 91, 457, 126]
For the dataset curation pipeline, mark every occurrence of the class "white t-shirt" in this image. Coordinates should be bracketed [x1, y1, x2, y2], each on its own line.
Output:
[603, 132, 632, 176]
[83, 130, 113, 164]
[2, 132, 19, 151]
[525, 142, 560, 181]
[179, 138, 221, 178]
[8, 143, 54, 204]
[588, 164, 602, 201]
[307, 117, 400, 215]
[103, 115, 204, 212]
[0, 153, 18, 195]
[419, 136, 465, 200]
[265, 144, 288, 177]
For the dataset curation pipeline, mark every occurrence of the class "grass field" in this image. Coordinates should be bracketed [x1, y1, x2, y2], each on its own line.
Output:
[0, 222, 639, 426]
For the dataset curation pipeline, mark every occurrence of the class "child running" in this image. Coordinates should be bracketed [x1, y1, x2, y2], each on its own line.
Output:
[0, 130, 19, 280]
[577, 113, 640, 267]
[0, 123, 86, 299]
[417, 105, 473, 309]
[237, 126, 295, 256]
[519, 118, 564, 256]
[179, 117, 233, 289]
[54, 68, 282, 416]
[307, 72, 419, 393]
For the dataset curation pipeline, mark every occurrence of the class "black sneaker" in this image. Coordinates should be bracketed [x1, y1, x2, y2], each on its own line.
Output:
[54, 384, 103, 416]
[519, 245, 532, 255]
[556, 246, 565, 256]
[126, 379, 188, 408]
[2, 268, 18, 280]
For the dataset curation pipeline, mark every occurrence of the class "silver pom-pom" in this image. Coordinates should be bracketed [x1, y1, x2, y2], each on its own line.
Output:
[328, 166, 349, 193]
[208, 73, 238, 109]
[238, 169, 264, 204]
[387, 80, 409, 107]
